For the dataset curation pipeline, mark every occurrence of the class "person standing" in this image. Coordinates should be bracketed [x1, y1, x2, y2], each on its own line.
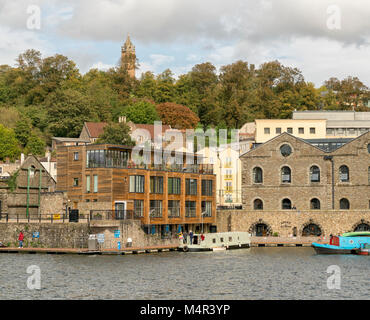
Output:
[183, 231, 188, 244]
[189, 230, 193, 245]
[18, 231, 24, 248]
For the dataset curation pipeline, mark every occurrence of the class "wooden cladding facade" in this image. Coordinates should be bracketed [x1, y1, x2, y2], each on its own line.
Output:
[57, 144, 216, 226]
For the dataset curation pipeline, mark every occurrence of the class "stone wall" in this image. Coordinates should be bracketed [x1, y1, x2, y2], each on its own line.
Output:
[217, 210, 370, 237]
[0, 223, 89, 248]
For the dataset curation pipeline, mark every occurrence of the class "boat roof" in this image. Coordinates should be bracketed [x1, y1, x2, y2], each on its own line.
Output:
[342, 231, 370, 237]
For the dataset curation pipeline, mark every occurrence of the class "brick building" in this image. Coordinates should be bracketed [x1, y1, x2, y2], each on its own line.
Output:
[228, 131, 370, 237]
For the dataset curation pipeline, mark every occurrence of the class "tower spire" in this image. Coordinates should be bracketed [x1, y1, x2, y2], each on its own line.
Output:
[120, 34, 136, 78]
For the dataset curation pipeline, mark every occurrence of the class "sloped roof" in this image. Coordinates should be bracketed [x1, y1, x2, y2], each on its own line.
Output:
[84, 122, 108, 138]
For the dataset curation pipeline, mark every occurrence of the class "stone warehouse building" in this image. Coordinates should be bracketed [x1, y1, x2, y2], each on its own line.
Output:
[218, 131, 370, 237]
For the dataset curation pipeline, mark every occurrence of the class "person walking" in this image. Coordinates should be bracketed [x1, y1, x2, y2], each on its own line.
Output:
[18, 231, 24, 248]
[183, 231, 188, 244]
[189, 230, 193, 245]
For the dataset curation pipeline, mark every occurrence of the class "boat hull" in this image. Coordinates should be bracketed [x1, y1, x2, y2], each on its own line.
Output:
[186, 243, 250, 252]
[312, 243, 355, 255]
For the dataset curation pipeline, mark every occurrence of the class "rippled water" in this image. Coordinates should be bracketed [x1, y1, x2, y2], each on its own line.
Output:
[0, 248, 369, 300]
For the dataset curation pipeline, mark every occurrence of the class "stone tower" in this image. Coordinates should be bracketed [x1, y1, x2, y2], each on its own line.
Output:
[120, 35, 136, 78]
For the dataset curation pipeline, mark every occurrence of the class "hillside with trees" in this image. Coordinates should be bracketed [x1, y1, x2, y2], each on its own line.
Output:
[0, 49, 369, 160]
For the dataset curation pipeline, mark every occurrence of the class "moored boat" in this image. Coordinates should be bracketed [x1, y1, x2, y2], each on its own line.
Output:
[312, 231, 370, 254]
[357, 243, 370, 256]
[179, 232, 251, 252]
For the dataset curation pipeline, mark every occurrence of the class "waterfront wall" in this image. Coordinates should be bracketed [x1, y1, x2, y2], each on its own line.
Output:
[217, 210, 370, 236]
[0, 223, 89, 248]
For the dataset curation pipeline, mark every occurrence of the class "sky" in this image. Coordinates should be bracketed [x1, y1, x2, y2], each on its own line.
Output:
[1, 0, 370, 87]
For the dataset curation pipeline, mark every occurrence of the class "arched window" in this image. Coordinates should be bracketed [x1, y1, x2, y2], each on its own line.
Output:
[282, 198, 292, 210]
[281, 166, 291, 183]
[339, 165, 349, 182]
[340, 198, 350, 210]
[310, 198, 321, 210]
[253, 199, 263, 210]
[310, 166, 320, 182]
[253, 167, 263, 184]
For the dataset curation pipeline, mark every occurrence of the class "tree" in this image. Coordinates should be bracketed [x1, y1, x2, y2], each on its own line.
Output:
[156, 102, 199, 129]
[0, 125, 21, 161]
[46, 89, 97, 137]
[14, 117, 32, 147]
[96, 122, 135, 146]
[25, 133, 45, 156]
[118, 100, 160, 124]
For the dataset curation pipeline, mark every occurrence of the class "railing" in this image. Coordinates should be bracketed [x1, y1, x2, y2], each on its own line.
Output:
[89, 210, 141, 221]
[0, 212, 87, 223]
[217, 205, 243, 210]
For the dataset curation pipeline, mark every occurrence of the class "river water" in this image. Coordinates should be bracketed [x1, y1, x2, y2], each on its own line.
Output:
[0, 248, 368, 300]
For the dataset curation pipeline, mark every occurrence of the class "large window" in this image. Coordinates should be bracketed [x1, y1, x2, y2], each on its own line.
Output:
[339, 165, 349, 182]
[310, 198, 321, 210]
[168, 200, 180, 217]
[150, 176, 163, 194]
[281, 166, 291, 183]
[186, 179, 197, 195]
[253, 167, 263, 183]
[168, 177, 181, 195]
[150, 200, 163, 217]
[340, 198, 350, 210]
[134, 200, 144, 217]
[254, 199, 263, 210]
[185, 201, 196, 217]
[201, 201, 212, 217]
[129, 175, 145, 193]
[86, 150, 129, 168]
[310, 166, 320, 182]
[282, 198, 292, 210]
[202, 180, 213, 196]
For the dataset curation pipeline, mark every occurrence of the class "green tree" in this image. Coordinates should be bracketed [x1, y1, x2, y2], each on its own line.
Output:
[14, 117, 32, 147]
[25, 133, 46, 156]
[118, 100, 160, 124]
[96, 122, 135, 146]
[0, 125, 21, 161]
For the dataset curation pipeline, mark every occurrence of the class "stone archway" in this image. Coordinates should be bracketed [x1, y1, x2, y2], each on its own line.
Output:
[352, 219, 370, 232]
[301, 219, 323, 237]
[249, 219, 272, 237]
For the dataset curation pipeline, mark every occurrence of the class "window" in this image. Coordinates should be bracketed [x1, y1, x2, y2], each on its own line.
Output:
[254, 199, 263, 210]
[326, 128, 334, 135]
[276, 128, 282, 134]
[310, 166, 320, 182]
[134, 200, 144, 217]
[368, 167, 370, 185]
[310, 128, 316, 134]
[202, 201, 212, 217]
[73, 152, 79, 161]
[281, 166, 291, 183]
[339, 165, 349, 182]
[186, 179, 197, 195]
[150, 200, 163, 217]
[129, 175, 145, 193]
[93, 175, 98, 193]
[298, 128, 304, 134]
[73, 178, 79, 187]
[310, 198, 321, 210]
[340, 198, 350, 210]
[225, 182, 232, 192]
[202, 180, 213, 196]
[280, 144, 292, 157]
[264, 128, 270, 134]
[168, 177, 181, 195]
[168, 200, 180, 217]
[150, 176, 163, 194]
[185, 201, 196, 217]
[282, 198, 292, 210]
[0, 167, 2, 175]
[287, 128, 293, 134]
[86, 176, 91, 193]
[367, 144, 370, 154]
[253, 167, 263, 183]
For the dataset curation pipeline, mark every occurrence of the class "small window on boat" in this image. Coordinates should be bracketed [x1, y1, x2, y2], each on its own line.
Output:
[229, 237, 232, 242]
[220, 238, 224, 243]
[212, 238, 216, 244]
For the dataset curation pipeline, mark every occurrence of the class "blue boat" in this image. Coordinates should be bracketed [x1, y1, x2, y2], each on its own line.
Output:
[312, 231, 370, 254]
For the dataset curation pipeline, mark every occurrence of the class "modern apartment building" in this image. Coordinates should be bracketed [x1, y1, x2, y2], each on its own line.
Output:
[56, 144, 217, 234]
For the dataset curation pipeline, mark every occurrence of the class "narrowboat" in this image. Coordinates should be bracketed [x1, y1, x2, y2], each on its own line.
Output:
[312, 231, 370, 254]
[179, 232, 251, 252]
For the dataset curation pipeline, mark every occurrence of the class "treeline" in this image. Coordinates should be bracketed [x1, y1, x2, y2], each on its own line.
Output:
[0, 49, 369, 161]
